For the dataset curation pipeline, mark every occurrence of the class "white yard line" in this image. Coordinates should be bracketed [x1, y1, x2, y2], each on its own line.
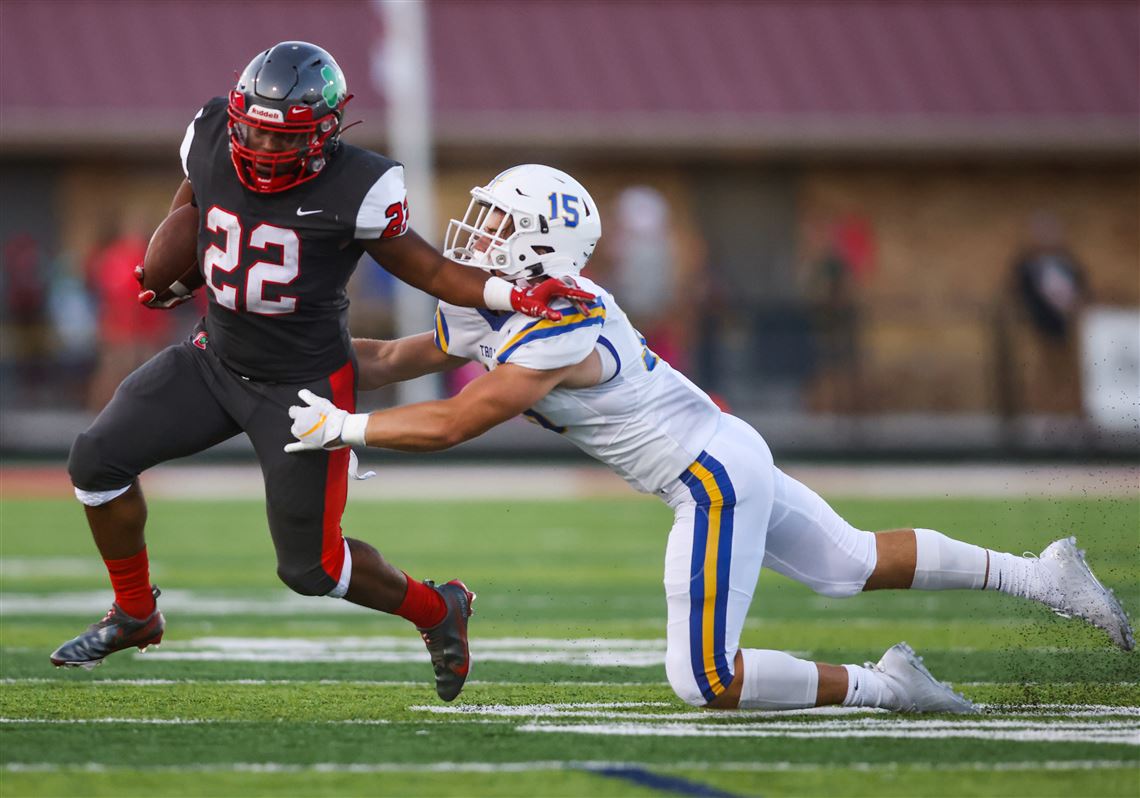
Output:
[7, 709, 1136, 731]
[1, 629, 1101, 665]
[114, 635, 667, 667]
[681, 760, 1139, 772]
[1, 629, 1091, 665]
[0, 591, 375, 616]
[4, 678, 1136, 717]
[0, 591, 625, 616]
[409, 702, 675, 717]
[0, 591, 653, 616]
[3, 760, 1135, 774]
[0, 678, 663, 688]
[519, 720, 1140, 744]
[7, 676, 1136, 691]
[412, 703, 1140, 720]
[1, 591, 1130, 649]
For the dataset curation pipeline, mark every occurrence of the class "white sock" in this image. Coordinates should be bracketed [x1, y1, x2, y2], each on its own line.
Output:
[842, 663, 901, 710]
[737, 648, 820, 710]
[985, 550, 1047, 601]
[913, 528, 1047, 601]
[912, 528, 988, 590]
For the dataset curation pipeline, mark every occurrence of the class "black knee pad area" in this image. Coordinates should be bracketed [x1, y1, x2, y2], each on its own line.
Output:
[275, 562, 336, 597]
[68, 431, 132, 492]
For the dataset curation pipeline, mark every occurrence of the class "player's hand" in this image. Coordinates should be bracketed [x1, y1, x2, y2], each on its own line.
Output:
[134, 264, 194, 310]
[510, 277, 595, 321]
[285, 389, 350, 452]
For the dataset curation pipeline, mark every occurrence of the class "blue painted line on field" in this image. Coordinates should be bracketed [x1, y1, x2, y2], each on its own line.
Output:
[586, 766, 746, 798]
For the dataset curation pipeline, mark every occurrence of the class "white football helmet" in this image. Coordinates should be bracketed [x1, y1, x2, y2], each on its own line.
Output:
[443, 164, 601, 282]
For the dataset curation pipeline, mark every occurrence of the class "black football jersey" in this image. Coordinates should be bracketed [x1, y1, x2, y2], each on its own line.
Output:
[180, 97, 408, 382]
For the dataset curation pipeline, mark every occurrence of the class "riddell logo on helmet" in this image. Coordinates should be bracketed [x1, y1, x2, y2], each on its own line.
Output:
[247, 105, 284, 123]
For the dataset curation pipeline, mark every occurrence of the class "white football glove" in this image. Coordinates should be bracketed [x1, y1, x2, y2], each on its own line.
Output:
[284, 389, 369, 453]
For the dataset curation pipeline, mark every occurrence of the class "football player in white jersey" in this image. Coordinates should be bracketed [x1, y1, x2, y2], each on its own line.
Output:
[285, 165, 1133, 713]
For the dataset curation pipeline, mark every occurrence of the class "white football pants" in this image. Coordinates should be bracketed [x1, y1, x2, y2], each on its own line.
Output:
[659, 414, 878, 706]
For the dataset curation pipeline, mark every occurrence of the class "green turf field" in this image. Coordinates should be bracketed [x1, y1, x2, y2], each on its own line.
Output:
[1, 494, 1137, 797]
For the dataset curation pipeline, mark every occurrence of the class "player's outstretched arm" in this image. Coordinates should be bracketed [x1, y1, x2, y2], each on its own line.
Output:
[352, 333, 467, 391]
[361, 233, 594, 321]
[286, 362, 573, 454]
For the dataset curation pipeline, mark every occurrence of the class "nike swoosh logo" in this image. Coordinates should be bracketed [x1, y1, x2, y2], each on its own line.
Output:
[296, 208, 323, 216]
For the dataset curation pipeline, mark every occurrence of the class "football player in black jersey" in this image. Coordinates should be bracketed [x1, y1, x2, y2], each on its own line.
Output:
[52, 41, 590, 701]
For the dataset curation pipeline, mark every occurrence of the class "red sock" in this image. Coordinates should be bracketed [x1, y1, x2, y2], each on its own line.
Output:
[104, 548, 155, 619]
[394, 572, 446, 628]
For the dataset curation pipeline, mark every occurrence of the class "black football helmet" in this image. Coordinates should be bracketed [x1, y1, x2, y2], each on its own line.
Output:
[227, 41, 352, 193]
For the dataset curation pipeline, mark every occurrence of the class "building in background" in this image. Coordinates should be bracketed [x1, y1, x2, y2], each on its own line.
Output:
[1, 0, 1136, 456]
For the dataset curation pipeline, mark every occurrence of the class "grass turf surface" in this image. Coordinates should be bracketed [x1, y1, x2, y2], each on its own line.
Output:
[1, 494, 1137, 797]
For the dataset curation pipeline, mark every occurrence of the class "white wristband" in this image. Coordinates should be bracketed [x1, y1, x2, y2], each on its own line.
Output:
[483, 275, 515, 311]
[339, 413, 370, 447]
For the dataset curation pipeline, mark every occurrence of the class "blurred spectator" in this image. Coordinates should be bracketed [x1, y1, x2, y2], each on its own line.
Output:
[609, 186, 687, 372]
[47, 253, 98, 403]
[996, 211, 1090, 419]
[1, 233, 52, 404]
[1012, 212, 1087, 341]
[814, 215, 876, 302]
[84, 217, 175, 411]
[800, 214, 876, 414]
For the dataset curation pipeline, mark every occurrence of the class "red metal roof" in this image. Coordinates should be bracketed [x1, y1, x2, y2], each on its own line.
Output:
[1, 0, 1136, 153]
[0, 0, 384, 142]
[432, 1, 1139, 116]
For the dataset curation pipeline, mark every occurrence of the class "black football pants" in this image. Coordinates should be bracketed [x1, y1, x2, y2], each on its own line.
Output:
[68, 328, 357, 596]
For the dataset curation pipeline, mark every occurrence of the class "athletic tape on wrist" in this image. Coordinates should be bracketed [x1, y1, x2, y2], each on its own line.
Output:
[483, 276, 515, 310]
[340, 414, 370, 447]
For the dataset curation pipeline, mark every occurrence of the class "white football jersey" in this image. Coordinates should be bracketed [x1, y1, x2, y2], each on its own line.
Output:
[433, 277, 721, 493]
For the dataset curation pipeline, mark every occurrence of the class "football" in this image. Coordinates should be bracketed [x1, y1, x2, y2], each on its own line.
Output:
[142, 202, 204, 299]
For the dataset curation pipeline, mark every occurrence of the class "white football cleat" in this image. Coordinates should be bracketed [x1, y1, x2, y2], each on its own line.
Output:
[1036, 537, 1134, 651]
[871, 642, 978, 714]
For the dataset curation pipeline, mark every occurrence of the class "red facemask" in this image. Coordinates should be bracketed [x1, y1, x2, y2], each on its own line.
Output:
[226, 90, 349, 193]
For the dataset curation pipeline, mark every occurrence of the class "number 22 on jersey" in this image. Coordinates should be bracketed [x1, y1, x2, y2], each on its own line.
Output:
[203, 207, 299, 315]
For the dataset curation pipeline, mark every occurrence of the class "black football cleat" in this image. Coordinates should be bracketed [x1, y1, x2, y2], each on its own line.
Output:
[416, 579, 475, 701]
[49, 586, 165, 670]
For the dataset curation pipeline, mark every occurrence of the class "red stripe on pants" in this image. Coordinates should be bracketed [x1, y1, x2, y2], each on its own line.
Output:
[320, 360, 356, 585]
